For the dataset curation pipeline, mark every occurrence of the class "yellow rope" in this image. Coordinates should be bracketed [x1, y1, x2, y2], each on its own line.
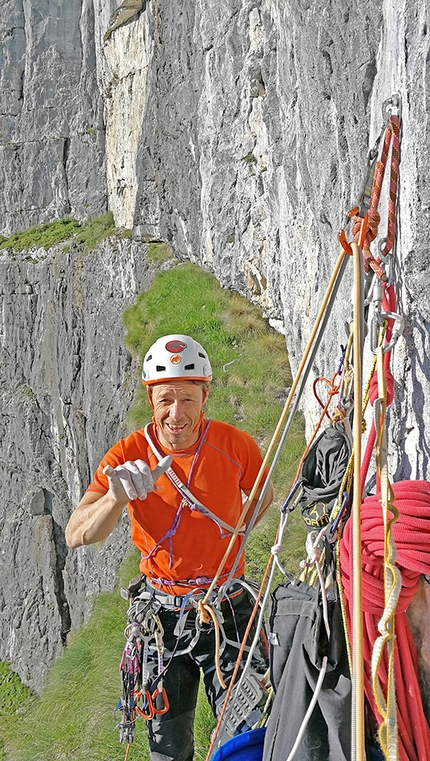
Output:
[197, 600, 227, 689]
[350, 240, 366, 761]
[370, 346, 401, 760]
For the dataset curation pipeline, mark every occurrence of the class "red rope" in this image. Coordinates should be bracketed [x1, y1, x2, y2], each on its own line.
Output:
[350, 114, 401, 278]
[339, 481, 430, 760]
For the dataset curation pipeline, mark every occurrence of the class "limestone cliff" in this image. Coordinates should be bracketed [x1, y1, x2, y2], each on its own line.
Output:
[0, 0, 429, 689]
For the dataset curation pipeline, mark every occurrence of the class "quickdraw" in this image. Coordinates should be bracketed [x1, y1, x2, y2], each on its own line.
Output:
[339, 94, 401, 282]
[115, 598, 168, 748]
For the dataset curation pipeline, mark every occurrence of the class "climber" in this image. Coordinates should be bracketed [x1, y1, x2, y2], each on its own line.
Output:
[65, 333, 273, 761]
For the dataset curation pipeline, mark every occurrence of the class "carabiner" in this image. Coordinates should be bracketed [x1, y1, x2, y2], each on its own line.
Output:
[371, 311, 403, 354]
[135, 689, 154, 720]
[383, 311, 404, 353]
[382, 92, 401, 121]
[152, 684, 170, 715]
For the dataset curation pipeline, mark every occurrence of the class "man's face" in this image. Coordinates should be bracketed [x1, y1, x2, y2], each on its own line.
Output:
[150, 380, 209, 451]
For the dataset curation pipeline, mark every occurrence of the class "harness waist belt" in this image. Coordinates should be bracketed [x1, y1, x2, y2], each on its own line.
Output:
[135, 587, 193, 608]
[142, 580, 245, 610]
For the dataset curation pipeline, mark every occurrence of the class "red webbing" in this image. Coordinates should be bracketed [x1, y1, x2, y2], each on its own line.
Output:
[339, 481, 430, 760]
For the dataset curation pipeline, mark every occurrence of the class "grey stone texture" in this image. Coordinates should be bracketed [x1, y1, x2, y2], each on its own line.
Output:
[1, 0, 430, 690]
[0, 238, 156, 689]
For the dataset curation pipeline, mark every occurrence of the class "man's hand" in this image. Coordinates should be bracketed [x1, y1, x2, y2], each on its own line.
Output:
[103, 455, 172, 502]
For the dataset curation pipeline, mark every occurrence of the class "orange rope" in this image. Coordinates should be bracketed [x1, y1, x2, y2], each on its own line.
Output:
[197, 600, 227, 689]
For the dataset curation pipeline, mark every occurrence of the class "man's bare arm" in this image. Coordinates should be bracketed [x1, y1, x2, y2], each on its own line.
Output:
[65, 455, 172, 548]
[65, 489, 128, 548]
[243, 480, 274, 528]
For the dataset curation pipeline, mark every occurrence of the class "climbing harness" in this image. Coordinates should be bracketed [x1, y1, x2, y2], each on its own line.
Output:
[117, 575, 266, 754]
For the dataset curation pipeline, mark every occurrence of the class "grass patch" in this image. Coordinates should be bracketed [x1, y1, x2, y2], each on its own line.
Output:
[0, 218, 82, 252]
[147, 242, 175, 263]
[2, 259, 307, 760]
[0, 212, 122, 255]
[73, 212, 117, 253]
[0, 661, 32, 722]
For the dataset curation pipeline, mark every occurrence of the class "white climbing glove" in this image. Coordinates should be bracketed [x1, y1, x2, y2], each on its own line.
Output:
[103, 455, 172, 502]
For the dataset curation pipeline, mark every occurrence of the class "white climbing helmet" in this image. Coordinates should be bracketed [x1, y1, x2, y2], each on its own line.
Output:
[142, 334, 213, 385]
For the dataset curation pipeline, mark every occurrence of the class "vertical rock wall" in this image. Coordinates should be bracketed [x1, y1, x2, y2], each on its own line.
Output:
[0, 0, 107, 234]
[0, 239, 154, 689]
[125, 0, 430, 479]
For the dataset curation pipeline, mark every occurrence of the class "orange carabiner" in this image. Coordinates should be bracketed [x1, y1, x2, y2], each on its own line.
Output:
[338, 228, 352, 255]
[135, 689, 154, 720]
[152, 685, 170, 715]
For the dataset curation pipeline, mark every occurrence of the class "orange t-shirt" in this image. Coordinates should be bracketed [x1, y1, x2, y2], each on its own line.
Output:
[87, 419, 268, 595]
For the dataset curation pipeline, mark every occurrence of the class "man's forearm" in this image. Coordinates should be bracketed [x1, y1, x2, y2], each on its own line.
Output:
[244, 481, 274, 527]
[65, 492, 128, 548]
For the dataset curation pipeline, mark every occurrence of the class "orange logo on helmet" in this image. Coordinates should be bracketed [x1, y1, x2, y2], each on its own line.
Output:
[170, 355, 182, 365]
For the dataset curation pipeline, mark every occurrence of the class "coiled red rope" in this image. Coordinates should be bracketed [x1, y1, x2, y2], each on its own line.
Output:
[339, 481, 430, 760]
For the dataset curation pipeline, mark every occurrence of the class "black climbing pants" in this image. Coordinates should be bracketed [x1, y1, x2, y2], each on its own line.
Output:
[146, 586, 267, 761]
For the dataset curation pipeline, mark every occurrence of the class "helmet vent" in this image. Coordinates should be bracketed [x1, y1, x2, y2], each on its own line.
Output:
[198, 352, 206, 358]
[156, 365, 167, 372]
[184, 363, 195, 370]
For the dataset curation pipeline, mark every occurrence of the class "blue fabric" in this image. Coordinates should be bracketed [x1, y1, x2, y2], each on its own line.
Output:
[212, 728, 266, 761]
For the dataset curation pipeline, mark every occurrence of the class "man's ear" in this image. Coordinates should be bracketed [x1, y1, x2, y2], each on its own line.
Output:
[202, 386, 210, 406]
[147, 387, 154, 408]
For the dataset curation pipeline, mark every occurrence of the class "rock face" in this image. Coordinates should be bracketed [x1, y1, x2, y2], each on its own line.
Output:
[0, 0, 429, 689]
[0, 238, 155, 689]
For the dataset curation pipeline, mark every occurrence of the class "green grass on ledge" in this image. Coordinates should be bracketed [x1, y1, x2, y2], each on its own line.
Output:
[0, 212, 126, 255]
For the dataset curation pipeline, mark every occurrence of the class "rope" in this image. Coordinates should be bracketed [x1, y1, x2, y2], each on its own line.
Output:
[197, 601, 227, 689]
[349, 113, 401, 279]
[339, 481, 430, 761]
[350, 240, 366, 761]
[371, 347, 401, 759]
